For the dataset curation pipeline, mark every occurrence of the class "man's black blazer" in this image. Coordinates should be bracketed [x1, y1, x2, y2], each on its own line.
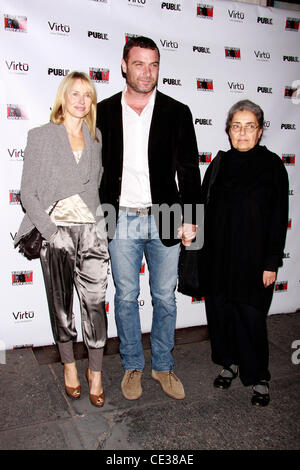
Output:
[96, 90, 201, 246]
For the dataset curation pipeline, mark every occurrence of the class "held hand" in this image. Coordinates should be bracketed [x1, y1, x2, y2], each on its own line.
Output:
[177, 223, 197, 247]
[263, 271, 276, 288]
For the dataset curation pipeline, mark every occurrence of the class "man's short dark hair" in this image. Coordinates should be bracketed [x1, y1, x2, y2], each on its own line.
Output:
[123, 36, 160, 63]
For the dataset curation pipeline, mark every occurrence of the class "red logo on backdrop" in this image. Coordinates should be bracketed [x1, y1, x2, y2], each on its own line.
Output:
[12, 271, 33, 285]
[225, 47, 241, 59]
[275, 281, 288, 292]
[282, 154, 295, 165]
[197, 78, 213, 91]
[288, 219, 292, 229]
[284, 87, 298, 99]
[196, 4, 213, 18]
[4, 15, 27, 32]
[7, 105, 28, 120]
[89, 68, 109, 83]
[285, 17, 300, 31]
[125, 33, 139, 43]
[191, 297, 205, 303]
[9, 190, 21, 204]
[199, 153, 212, 164]
[105, 302, 109, 313]
[140, 263, 145, 274]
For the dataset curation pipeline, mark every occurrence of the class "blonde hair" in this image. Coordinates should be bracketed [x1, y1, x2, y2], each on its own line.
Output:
[50, 71, 98, 141]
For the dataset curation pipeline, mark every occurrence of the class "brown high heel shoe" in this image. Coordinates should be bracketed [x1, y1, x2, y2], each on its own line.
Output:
[86, 368, 105, 408]
[65, 384, 81, 400]
[64, 364, 81, 400]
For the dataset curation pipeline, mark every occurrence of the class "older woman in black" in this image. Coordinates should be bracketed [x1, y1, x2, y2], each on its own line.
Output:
[202, 100, 288, 406]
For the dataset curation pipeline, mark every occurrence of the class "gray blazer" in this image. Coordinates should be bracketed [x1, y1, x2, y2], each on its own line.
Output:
[15, 121, 105, 245]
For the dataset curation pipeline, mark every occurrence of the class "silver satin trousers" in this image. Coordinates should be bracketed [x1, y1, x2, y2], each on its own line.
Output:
[40, 224, 109, 371]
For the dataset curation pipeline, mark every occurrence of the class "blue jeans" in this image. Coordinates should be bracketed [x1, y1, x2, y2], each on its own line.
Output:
[109, 210, 180, 371]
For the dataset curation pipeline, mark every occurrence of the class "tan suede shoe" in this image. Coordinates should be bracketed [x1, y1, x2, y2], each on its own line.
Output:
[152, 370, 185, 400]
[121, 370, 143, 400]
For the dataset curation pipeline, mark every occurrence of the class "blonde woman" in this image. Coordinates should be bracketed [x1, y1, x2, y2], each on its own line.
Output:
[15, 72, 109, 407]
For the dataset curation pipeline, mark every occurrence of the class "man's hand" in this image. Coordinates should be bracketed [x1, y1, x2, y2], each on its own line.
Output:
[263, 270, 276, 288]
[177, 223, 197, 247]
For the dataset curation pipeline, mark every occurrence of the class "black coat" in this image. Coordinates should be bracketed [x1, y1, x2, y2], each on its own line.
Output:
[201, 145, 289, 310]
[96, 90, 201, 246]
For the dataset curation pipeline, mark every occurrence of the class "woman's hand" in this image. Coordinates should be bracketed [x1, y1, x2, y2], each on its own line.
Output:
[263, 271, 276, 288]
[177, 223, 197, 247]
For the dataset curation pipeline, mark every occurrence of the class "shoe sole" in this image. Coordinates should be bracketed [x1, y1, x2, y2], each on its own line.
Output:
[121, 389, 142, 400]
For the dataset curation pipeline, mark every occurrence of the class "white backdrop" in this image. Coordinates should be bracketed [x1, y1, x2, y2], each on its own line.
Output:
[1, 0, 299, 350]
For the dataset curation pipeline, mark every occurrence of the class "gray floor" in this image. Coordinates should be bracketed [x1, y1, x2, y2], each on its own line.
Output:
[0, 312, 300, 451]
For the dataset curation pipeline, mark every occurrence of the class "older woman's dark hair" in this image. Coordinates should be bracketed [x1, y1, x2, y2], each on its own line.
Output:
[225, 100, 264, 135]
[123, 36, 160, 63]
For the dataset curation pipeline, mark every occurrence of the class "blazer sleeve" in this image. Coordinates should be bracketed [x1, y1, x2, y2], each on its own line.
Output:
[176, 104, 202, 224]
[263, 157, 289, 271]
[20, 129, 57, 240]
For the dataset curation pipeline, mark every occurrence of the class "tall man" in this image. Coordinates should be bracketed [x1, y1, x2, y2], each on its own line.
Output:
[97, 37, 201, 400]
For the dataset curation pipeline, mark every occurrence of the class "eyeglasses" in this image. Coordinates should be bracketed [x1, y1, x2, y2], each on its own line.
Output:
[230, 123, 260, 134]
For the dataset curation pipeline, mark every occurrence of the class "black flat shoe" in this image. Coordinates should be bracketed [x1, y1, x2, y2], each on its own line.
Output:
[251, 381, 270, 407]
[213, 366, 238, 390]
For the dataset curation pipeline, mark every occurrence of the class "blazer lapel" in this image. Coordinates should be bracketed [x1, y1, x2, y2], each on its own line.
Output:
[78, 122, 92, 183]
[114, 94, 123, 177]
[148, 91, 166, 163]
